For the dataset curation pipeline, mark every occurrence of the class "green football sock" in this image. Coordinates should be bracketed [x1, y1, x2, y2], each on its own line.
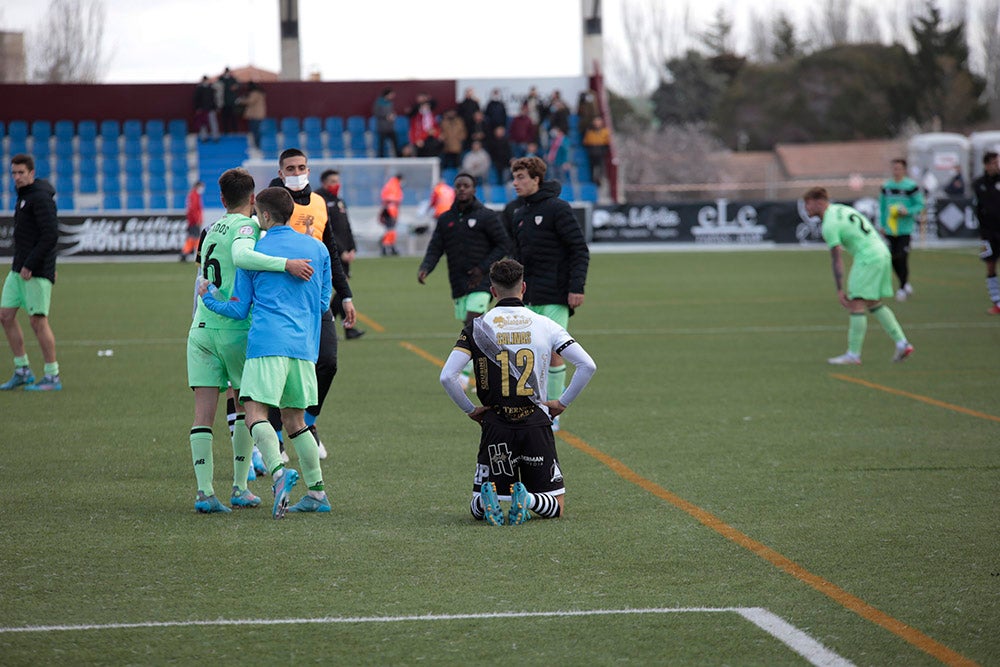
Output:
[847, 312, 867, 356]
[547, 364, 566, 402]
[249, 420, 284, 475]
[291, 427, 324, 491]
[869, 304, 905, 344]
[14, 355, 29, 369]
[231, 415, 253, 492]
[190, 427, 215, 496]
[44, 362, 59, 377]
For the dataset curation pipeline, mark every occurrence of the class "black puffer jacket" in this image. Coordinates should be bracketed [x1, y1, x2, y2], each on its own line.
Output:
[419, 197, 510, 299]
[511, 180, 589, 308]
[12, 179, 59, 283]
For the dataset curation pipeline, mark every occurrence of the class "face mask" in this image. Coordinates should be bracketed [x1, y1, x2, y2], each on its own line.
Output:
[326, 183, 340, 196]
[284, 174, 309, 191]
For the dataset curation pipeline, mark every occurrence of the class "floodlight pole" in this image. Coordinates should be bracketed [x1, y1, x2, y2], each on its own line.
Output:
[278, 0, 301, 81]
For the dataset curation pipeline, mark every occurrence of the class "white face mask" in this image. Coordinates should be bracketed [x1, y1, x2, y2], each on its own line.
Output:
[283, 174, 309, 191]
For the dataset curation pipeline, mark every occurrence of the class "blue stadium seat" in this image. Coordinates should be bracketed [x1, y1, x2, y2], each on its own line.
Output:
[259, 117, 277, 138]
[568, 114, 579, 132]
[145, 119, 165, 139]
[103, 193, 122, 209]
[78, 120, 97, 141]
[56, 191, 74, 210]
[146, 136, 165, 158]
[280, 116, 301, 141]
[8, 120, 28, 142]
[259, 134, 279, 159]
[442, 168, 458, 184]
[171, 191, 187, 209]
[324, 116, 344, 137]
[123, 119, 143, 140]
[148, 175, 167, 194]
[167, 119, 187, 141]
[54, 120, 75, 142]
[101, 157, 120, 177]
[8, 137, 28, 156]
[305, 134, 324, 158]
[56, 157, 75, 179]
[124, 137, 143, 159]
[102, 176, 121, 194]
[34, 157, 52, 178]
[101, 137, 119, 158]
[78, 174, 98, 194]
[32, 136, 51, 157]
[303, 116, 322, 135]
[169, 135, 188, 158]
[578, 182, 598, 202]
[100, 120, 120, 140]
[31, 120, 52, 141]
[148, 157, 166, 176]
[327, 131, 345, 157]
[394, 115, 410, 151]
[487, 185, 508, 205]
[0, 121, 5, 140]
[78, 138, 97, 160]
[126, 192, 145, 209]
[346, 115, 366, 137]
[55, 138, 74, 160]
[125, 172, 144, 191]
[149, 193, 167, 209]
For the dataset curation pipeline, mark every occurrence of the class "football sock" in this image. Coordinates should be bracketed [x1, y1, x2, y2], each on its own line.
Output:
[547, 364, 567, 401]
[869, 304, 905, 343]
[987, 276, 1000, 304]
[43, 362, 59, 377]
[230, 415, 253, 492]
[847, 312, 867, 356]
[303, 411, 317, 428]
[189, 427, 215, 496]
[13, 354, 29, 369]
[528, 492, 561, 518]
[290, 426, 324, 491]
[249, 420, 284, 474]
[470, 494, 485, 520]
[226, 396, 238, 436]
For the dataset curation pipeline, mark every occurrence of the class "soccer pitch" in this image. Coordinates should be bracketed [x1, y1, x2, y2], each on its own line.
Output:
[0, 249, 996, 665]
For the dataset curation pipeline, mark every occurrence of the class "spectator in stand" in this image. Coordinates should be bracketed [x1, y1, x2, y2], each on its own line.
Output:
[487, 126, 513, 185]
[194, 75, 220, 142]
[484, 88, 508, 133]
[218, 67, 240, 135]
[409, 100, 442, 158]
[180, 180, 205, 262]
[379, 173, 404, 256]
[545, 127, 571, 182]
[524, 86, 542, 127]
[457, 87, 481, 146]
[318, 169, 365, 339]
[466, 110, 489, 151]
[509, 103, 537, 158]
[373, 88, 400, 158]
[524, 141, 540, 159]
[439, 109, 466, 170]
[582, 116, 611, 187]
[547, 98, 570, 136]
[241, 82, 266, 150]
[577, 90, 598, 136]
[462, 140, 492, 186]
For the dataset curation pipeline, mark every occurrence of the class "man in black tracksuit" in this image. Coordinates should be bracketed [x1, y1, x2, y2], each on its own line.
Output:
[973, 151, 1000, 313]
[418, 172, 511, 327]
[318, 169, 365, 339]
[510, 156, 590, 429]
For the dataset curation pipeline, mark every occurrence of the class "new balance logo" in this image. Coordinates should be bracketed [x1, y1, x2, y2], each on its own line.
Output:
[194, 458, 206, 465]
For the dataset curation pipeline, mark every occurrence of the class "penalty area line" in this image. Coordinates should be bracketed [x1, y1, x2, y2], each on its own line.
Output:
[0, 606, 853, 667]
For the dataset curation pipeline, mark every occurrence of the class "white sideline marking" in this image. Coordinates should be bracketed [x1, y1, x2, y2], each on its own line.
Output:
[1, 606, 854, 666]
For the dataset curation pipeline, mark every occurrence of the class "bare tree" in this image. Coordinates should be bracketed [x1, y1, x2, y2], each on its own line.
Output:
[974, 0, 1000, 116]
[806, 0, 853, 49]
[885, 0, 920, 49]
[29, 0, 108, 83]
[852, 4, 884, 43]
[747, 8, 774, 63]
[616, 120, 722, 191]
[606, 0, 691, 96]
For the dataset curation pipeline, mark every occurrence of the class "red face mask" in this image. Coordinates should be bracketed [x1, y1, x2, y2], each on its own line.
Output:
[326, 183, 340, 196]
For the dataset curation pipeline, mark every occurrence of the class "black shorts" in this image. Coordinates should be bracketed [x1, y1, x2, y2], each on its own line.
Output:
[473, 412, 565, 499]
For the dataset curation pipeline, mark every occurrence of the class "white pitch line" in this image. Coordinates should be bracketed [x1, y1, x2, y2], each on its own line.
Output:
[1, 606, 854, 666]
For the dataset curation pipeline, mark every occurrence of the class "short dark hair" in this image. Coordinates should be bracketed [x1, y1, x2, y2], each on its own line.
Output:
[454, 172, 476, 185]
[279, 147, 307, 167]
[320, 169, 339, 181]
[218, 168, 255, 208]
[255, 187, 295, 226]
[984, 151, 998, 164]
[10, 153, 34, 172]
[803, 186, 829, 201]
[490, 258, 524, 290]
[510, 156, 546, 182]
[891, 158, 907, 168]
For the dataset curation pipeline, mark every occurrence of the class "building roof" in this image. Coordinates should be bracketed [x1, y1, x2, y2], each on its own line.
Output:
[775, 139, 905, 179]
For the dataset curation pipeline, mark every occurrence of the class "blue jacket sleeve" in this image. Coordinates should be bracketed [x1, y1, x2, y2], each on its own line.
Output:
[320, 249, 333, 312]
[201, 268, 254, 320]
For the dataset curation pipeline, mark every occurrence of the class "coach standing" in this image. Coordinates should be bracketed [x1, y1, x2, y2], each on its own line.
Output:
[0, 154, 61, 392]
[973, 151, 1000, 314]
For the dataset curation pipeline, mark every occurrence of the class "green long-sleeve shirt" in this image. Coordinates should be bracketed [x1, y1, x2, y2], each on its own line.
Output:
[879, 177, 924, 236]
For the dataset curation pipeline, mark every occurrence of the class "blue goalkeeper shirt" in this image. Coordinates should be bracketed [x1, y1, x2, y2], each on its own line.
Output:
[201, 225, 332, 362]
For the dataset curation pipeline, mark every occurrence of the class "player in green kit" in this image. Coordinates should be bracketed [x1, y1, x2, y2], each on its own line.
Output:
[187, 168, 315, 513]
[803, 187, 914, 366]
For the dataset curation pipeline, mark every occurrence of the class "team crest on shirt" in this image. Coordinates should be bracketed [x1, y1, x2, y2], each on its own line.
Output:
[534, 216, 543, 225]
[238, 225, 254, 235]
[468, 218, 477, 228]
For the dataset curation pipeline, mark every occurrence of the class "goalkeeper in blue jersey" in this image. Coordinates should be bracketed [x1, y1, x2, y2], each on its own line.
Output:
[200, 187, 332, 519]
[804, 187, 914, 366]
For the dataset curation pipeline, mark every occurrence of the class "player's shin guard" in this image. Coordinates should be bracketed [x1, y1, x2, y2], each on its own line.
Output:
[529, 492, 562, 518]
[869, 304, 905, 343]
[987, 275, 1000, 305]
[249, 420, 284, 474]
[847, 312, 867, 356]
[547, 364, 566, 402]
[231, 415, 253, 491]
[290, 426, 323, 491]
[226, 396, 238, 436]
[190, 427, 215, 496]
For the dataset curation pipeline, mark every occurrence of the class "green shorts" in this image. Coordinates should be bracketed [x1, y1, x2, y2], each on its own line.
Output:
[240, 356, 317, 409]
[847, 255, 894, 301]
[527, 303, 569, 328]
[454, 291, 492, 321]
[1, 271, 53, 316]
[187, 326, 248, 390]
